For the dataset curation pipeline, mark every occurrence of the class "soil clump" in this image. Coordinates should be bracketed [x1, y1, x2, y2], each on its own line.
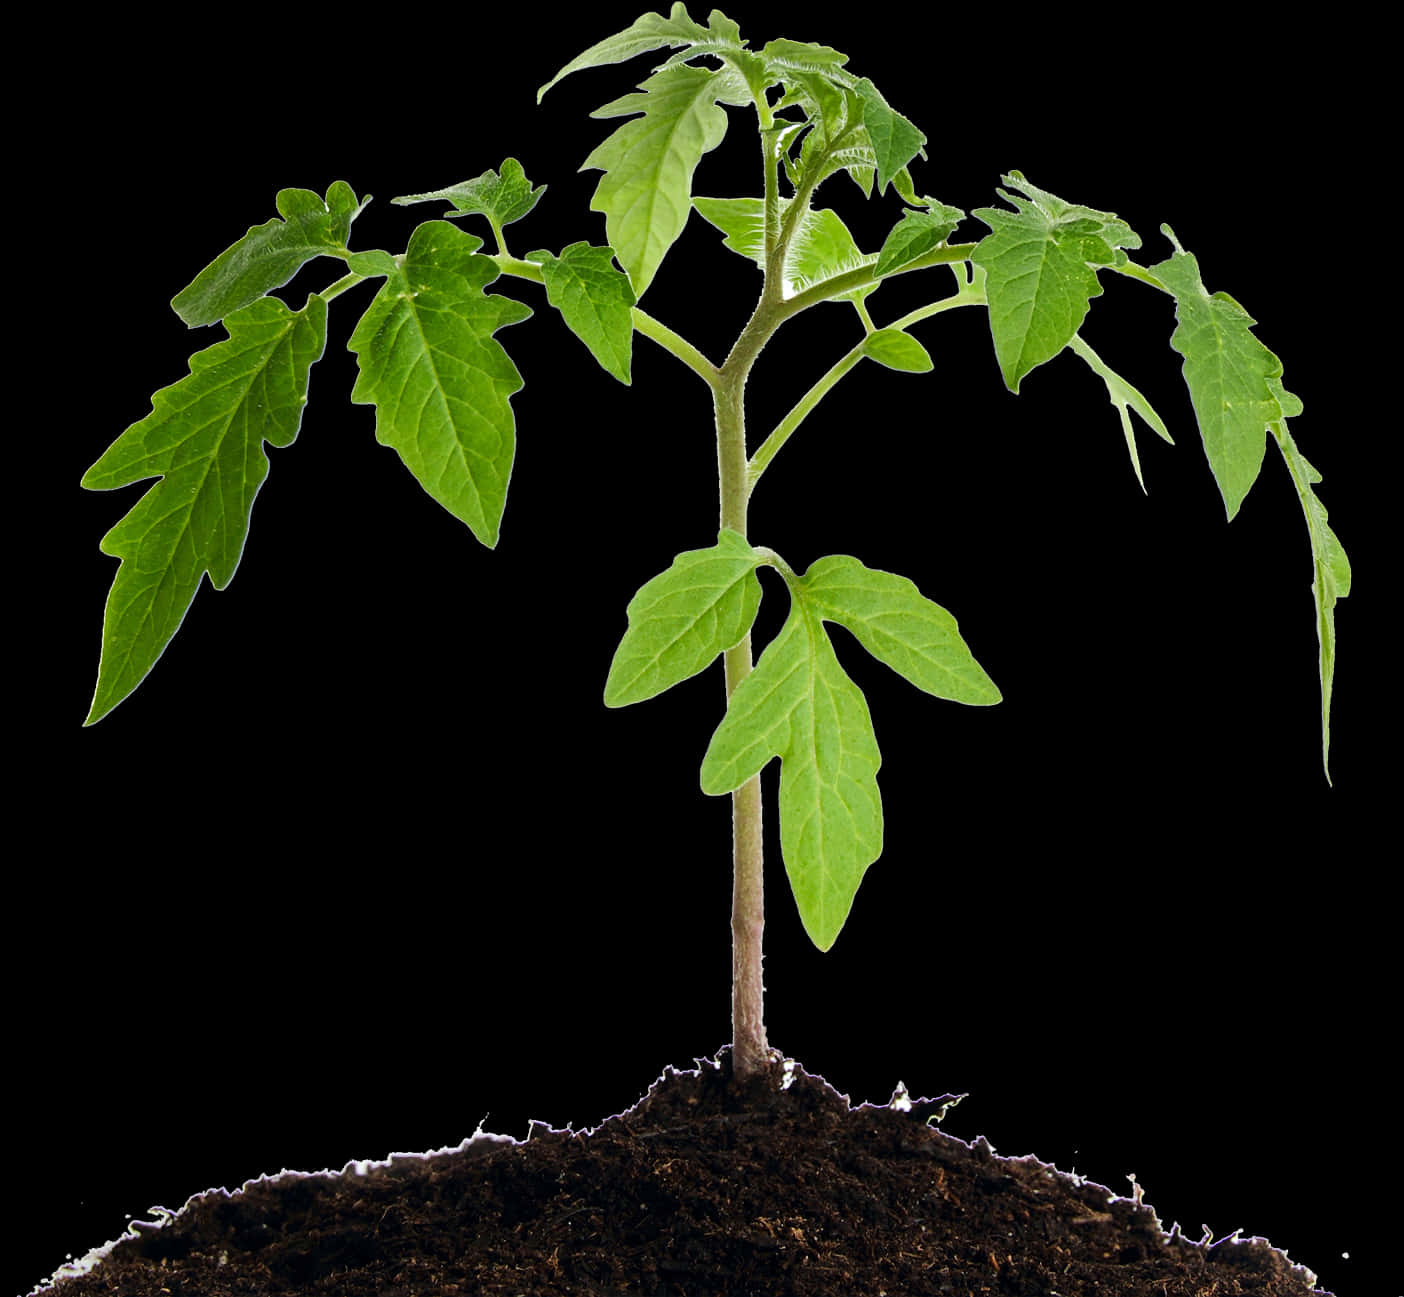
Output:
[34, 1051, 1327, 1296]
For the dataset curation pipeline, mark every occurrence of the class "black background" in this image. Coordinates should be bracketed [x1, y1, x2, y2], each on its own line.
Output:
[21, 5, 1391, 1295]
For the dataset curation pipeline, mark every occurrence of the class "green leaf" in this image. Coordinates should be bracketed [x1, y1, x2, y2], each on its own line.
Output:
[760, 41, 853, 127]
[784, 206, 873, 301]
[863, 329, 932, 372]
[852, 77, 925, 195]
[772, 68, 876, 197]
[81, 294, 329, 723]
[693, 44, 772, 106]
[583, 62, 745, 298]
[171, 182, 362, 328]
[528, 242, 636, 384]
[700, 552, 999, 949]
[891, 166, 922, 207]
[774, 66, 850, 145]
[872, 205, 965, 279]
[392, 159, 546, 230]
[347, 220, 532, 547]
[604, 529, 765, 706]
[537, 3, 716, 101]
[1149, 226, 1295, 520]
[691, 195, 767, 262]
[760, 36, 850, 74]
[692, 195, 872, 301]
[700, 598, 882, 952]
[803, 556, 1001, 704]
[972, 172, 1140, 393]
[1272, 422, 1351, 783]
[1067, 333, 1174, 493]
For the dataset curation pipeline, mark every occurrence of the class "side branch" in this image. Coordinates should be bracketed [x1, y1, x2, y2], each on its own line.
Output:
[631, 308, 720, 388]
[489, 252, 718, 388]
[487, 253, 546, 284]
[319, 269, 369, 305]
[779, 243, 979, 319]
[749, 347, 865, 489]
[1107, 259, 1172, 294]
[749, 287, 984, 489]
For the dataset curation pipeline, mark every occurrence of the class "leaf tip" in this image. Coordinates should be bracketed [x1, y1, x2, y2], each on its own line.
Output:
[83, 688, 116, 727]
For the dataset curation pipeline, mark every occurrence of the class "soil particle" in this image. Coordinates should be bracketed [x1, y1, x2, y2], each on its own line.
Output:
[32, 1051, 1328, 1296]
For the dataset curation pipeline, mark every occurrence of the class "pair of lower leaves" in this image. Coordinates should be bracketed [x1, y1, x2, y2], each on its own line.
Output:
[604, 528, 1000, 950]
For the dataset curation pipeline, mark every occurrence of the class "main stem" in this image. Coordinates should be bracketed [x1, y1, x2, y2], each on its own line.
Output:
[716, 109, 804, 1085]
[716, 281, 788, 1083]
[715, 363, 767, 1083]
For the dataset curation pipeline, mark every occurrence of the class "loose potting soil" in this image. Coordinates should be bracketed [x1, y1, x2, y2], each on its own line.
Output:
[34, 1051, 1327, 1297]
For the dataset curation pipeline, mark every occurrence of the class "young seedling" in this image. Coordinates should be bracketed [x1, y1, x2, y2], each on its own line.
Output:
[81, 5, 1350, 1086]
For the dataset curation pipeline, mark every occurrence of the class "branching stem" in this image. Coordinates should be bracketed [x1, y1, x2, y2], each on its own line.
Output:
[488, 253, 719, 387]
[318, 270, 366, 305]
[714, 294, 783, 1083]
[748, 285, 984, 490]
[630, 309, 720, 387]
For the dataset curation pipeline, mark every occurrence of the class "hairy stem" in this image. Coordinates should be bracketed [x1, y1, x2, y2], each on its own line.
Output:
[749, 284, 984, 490]
[630, 308, 720, 387]
[779, 242, 978, 319]
[715, 156, 800, 1082]
[749, 347, 865, 489]
[716, 348, 769, 1083]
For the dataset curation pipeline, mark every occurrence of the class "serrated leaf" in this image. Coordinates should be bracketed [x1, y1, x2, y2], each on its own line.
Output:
[81, 294, 328, 723]
[773, 68, 878, 198]
[392, 159, 545, 230]
[972, 173, 1140, 393]
[873, 204, 965, 278]
[700, 599, 882, 952]
[760, 37, 850, 73]
[171, 182, 362, 328]
[852, 77, 925, 195]
[604, 529, 765, 706]
[692, 195, 871, 301]
[695, 44, 772, 105]
[863, 329, 932, 372]
[1272, 422, 1351, 783]
[528, 242, 636, 384]
[1149, 229, 1294, 520]
[347, 221, 532, 547]
[537, 3, 717, 101]
[1068, 333, 1174, 493]
[776, 67, 850, 145]
[803, 556, 1001, 704]
[583, 62, 744, 298]
[652, 10, 758, 79]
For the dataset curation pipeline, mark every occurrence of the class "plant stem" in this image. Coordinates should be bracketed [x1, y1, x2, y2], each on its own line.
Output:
[713, 122, 981, 1083]
[748, 347, 866, 489]
[748, 285, 984, 490]
[716, 252, 791, 1086]
[630, 309, 720, 388]
[714, 354, 769, 1082]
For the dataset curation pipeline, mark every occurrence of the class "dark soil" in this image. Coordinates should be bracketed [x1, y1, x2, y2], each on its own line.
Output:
[33, 1051, 1327, 1297]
